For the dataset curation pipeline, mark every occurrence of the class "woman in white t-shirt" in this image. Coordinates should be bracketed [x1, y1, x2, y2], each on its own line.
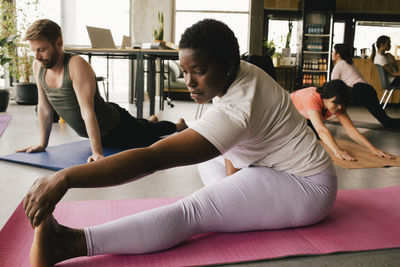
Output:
[25, 19, 337, 267]
[372, 35, 400, 86]
[332, 43, 400, 129]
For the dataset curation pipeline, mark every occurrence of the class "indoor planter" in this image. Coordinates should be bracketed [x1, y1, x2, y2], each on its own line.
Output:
[152, 11, 164, 42]
[14, 82, 37, 105]
[0, 35, 18, 112]
[262, 38, 276, 58]
[0, 89, 10, 112]
[14, 47, 37, 105]
[3, 0, 40, 105]
[282, 21, 293, 58]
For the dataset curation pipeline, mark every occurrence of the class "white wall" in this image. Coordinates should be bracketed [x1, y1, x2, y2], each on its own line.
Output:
[131, 0, 175, 43]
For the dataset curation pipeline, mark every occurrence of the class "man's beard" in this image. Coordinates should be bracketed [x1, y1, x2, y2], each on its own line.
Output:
[40, 49, 59, 69]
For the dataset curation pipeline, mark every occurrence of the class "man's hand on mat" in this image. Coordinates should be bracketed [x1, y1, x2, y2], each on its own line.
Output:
[15, 144, 46, 153]
[24, 174, 69, 227]
[334, 149, 356, 161]
[372, 148, 395, 159]
[87, 153, 104, 162]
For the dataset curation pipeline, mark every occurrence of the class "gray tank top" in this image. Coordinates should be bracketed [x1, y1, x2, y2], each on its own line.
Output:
[39, 53, 120, 137]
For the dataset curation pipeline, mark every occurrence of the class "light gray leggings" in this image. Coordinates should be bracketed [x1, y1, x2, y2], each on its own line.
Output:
[84, 156, 337, 255]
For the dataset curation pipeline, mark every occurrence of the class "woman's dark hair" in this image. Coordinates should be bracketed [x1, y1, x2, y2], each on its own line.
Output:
[334, 43, 353, 65]
[179, 19, 240, 71]
[316, 79, 351, 105]
[371, 35, 390, 61]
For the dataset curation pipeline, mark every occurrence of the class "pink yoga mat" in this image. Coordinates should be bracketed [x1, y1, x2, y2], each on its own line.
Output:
[1, 186, 400, 266]
[0, 114, 12, 137]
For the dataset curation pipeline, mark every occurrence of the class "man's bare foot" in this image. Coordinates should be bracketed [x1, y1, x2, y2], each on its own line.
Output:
[176, 118, 188, 132]
[30, 215, 86, 267]
[149, 115, 159, 123]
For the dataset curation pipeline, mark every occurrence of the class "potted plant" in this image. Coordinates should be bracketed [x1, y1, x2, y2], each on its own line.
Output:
[262, 38, 276, 58]
[13, 40, 37, 105]
[152, 11, 164, 42]
[0, 35, 17, 112]
[282, 21, 293, 58]
[2, 0, 41, 105]
[14, 0, 41, 105]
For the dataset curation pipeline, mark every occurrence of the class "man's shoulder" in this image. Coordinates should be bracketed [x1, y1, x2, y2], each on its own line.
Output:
[67, 53, 93, 76]
[68, 54, 87, 65]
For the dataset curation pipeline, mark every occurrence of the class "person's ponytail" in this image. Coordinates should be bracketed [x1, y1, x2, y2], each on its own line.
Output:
[372, 35, 390, 61]
[371, 43, 376, 61]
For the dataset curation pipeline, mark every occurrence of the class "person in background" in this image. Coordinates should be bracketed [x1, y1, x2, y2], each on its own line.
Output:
[331, 43, 400, 129]
[16, 19, 187, 162]
[291, 80, 394, 161]
[372, 35, 400, 87]
[25, 19, 337, 267]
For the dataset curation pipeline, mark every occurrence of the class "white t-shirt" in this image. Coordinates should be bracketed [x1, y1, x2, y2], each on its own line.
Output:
[191, 61, 331, 177]
[374, 53, 395, 84]
[331, 60, 367, 87]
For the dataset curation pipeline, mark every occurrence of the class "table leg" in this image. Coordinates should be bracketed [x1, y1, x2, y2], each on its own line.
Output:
[159, 59, 165, 111]
[129, 58, 135, 104]
[148, 58, 156, 116]
[135, 52, 144, 118]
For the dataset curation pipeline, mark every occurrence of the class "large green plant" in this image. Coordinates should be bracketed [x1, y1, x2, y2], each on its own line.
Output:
[0, 35, 18, 78]
[0, 0, 18, 84]
[0, 0, 41, 84]
[285, 21, 293, 48]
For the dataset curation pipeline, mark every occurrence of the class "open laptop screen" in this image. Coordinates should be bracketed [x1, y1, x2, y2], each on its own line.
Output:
[86, 26, 116, 49]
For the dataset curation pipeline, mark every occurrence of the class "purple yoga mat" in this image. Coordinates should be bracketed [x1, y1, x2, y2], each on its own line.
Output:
[0, 114, 12, 137]
[1, 186, 400, 266]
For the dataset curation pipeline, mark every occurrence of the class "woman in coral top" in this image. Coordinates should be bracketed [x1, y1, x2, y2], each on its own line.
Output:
[291, 80, 394, 161]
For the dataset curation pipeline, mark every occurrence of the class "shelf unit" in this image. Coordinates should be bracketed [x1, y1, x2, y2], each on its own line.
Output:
[296, 0, 334, 89]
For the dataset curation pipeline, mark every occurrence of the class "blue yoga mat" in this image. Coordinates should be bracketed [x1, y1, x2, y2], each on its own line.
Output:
[0, 140, 126, 170]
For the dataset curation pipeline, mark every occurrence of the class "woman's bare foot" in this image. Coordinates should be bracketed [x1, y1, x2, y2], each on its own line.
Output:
[176, 118, 188, 132]
[149, 115, 159, 122]
[30, 215, 86, 267]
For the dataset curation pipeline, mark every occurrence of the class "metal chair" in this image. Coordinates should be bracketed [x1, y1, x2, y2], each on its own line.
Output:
[375, 64, 400, 109]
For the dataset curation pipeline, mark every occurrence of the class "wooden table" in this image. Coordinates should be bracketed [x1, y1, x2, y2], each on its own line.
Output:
[65, 47, 179, 117]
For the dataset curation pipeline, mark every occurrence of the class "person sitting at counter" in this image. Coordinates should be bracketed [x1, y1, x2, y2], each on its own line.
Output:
[332, 43, 400, 129]
[372, 35, 400, 87]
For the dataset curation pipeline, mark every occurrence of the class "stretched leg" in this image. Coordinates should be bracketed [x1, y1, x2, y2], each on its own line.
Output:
[102, 106, 187, 147]
[85, 165, 337, 255]
[353, 83, 400, 128]
[149, 115, 188, 132]
[31, 165, 337, 265]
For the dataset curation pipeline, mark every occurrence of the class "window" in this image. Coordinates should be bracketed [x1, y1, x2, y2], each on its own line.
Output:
[267, 19, 298, 55]
[61, 0, 129, 46]
[16, 0, 60, 28]
[354, 21, 400, 58]
[175, 0, 249, 54]
[61, 0, 130, 103]
[333, 22, 345, 46]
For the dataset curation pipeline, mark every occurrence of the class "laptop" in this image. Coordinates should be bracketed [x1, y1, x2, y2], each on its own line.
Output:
[120, 35, 131, 49]
[86, 26, 116, 49]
